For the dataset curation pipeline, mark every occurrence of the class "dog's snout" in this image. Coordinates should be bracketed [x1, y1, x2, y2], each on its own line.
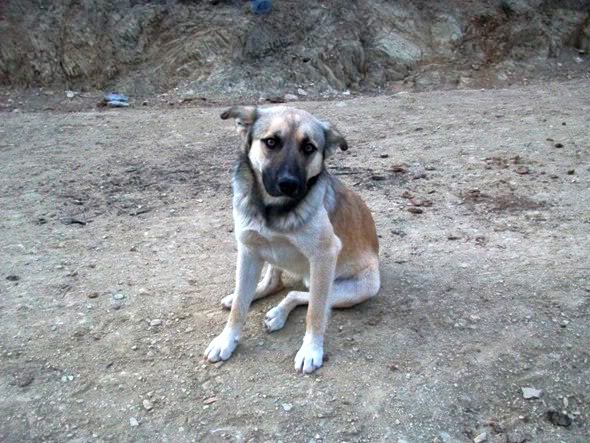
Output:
[278, 176, 300, 197]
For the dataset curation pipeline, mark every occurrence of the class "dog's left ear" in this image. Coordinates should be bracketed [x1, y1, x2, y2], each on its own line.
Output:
[323, 121, 349, 157]
[220, 106, 258, 139]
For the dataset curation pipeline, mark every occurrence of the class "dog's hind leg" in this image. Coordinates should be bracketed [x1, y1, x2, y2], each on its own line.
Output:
[222, 265, 284, 309]
[264, 267, 380, 332]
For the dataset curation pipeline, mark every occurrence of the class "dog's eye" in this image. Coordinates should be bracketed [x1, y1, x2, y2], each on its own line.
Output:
[303, 143, 316, 154]
[264, 138, 277, 149]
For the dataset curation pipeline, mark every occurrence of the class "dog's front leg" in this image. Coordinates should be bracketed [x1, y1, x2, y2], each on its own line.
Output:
[294, 241, 340, 373]
[204, 244, 263, 362]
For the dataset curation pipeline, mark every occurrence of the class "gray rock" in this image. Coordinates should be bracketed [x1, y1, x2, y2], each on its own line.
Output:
[150, 319, 162, 327]
[113, 293, 125, 300]
[142, 399, 153, 411]
[129, 417, 139, 427]
[473, 432, 487, 443]
[521, 387, 543, 399]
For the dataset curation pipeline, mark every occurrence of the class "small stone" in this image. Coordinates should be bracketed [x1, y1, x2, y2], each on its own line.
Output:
[129, 417, 139, 427]
[401, 191, 414, 199]
[113, 293, 125, 300]
[371, 175, 385, 181]
[554, 142, 564, 148]
[515, 166, 529, 175]
[379, 154, 389, 158]
[281, 403, 293, 411]
[150, 319, 162, 327]
[214, 361, 224, 369]
[88, 292, 99, 299]
[448, 234, 461, 240]
[522, 387, 543, 399]
[566, 169, 575, 175]
[284, 93, 299, 101]
[6, 275, 20, 281]
[142, 399, 153, 411]
[392, 164, 407, 173]
[407, 207, 423, 214]
[66, 90, 75, 98]
[297, 88, 308, 96]
[409, 163, 427, 179]
[203, 397, 218, 405]
[473, 432, 487, 443]
[546, 409, 571, 427]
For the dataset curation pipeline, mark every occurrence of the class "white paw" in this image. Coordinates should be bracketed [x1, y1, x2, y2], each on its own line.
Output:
[204, 330, 239, 362]
[221, 293, 234, 309]
[294, 337, 324, 374]
[264, 306, 287, 332]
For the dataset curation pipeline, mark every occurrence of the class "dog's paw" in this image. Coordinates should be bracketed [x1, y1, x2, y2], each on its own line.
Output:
[294, 338, 324, 374]
[204, 330, 239, 362]
[221, 293, 234, 309]
[264, 306, 287, 332]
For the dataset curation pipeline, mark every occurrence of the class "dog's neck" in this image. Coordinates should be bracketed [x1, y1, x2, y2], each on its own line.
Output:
[232, 154, 328, 231]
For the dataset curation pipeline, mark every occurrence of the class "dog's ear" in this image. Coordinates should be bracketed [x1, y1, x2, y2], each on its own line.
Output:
[220, 106, 258, 139]
[323, 121, 349, 157]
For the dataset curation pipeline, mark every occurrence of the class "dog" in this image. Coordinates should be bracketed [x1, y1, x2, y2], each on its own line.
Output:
[204, 105, 380, 373]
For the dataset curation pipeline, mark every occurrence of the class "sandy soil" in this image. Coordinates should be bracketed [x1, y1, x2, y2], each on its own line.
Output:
[1, 80, 589, 443]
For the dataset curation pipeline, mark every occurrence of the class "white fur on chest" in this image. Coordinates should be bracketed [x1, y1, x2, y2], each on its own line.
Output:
[235, 216, 310, 277]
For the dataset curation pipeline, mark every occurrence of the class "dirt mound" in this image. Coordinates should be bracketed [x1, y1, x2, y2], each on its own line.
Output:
[0, 1, 589, 96]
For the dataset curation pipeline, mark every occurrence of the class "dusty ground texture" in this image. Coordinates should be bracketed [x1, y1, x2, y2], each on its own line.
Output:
[1, 80, 589, 443]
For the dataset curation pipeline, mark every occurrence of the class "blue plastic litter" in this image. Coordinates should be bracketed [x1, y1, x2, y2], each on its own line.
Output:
[251, 0, 271, 15]
[107, 100, 129, 108]
[105, 92, 128, 103]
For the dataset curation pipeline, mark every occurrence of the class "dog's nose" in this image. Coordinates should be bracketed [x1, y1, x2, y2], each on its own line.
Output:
[278, 176, 300, 197]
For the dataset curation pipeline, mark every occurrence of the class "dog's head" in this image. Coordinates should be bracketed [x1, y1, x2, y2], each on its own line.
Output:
[221, 106, 348, 200]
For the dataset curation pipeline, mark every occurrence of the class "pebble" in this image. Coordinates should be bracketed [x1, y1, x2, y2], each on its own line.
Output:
[407, 207, 423, 214]
[297, 88, 308, 96]
[284, 93, 299, 101]
[88, 292, 99, 299]
[6, 275, 20, 281]
[66, 90, 75, 98]
[203, 397, 218, 405]
[113, 293, 125, 300]
[129, 417, 139, 427]
[142, 399, 153, 411]
[554, 142, 564, 148]
[150, 319, 162, 327]
[281, 403, 293, 411]
[521, 387, 543, 399]
[515, 166, 530, 175]
[473, 432, 487, 443]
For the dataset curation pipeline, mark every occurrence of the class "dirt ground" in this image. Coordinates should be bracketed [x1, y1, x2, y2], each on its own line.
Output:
[1, 80, 589, 443]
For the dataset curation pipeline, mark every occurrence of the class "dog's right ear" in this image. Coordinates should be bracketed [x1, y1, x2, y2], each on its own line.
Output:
[220, 106, 258, 139]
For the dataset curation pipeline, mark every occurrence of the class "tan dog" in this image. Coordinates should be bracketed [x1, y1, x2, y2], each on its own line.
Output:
[204, 105, 380, 373]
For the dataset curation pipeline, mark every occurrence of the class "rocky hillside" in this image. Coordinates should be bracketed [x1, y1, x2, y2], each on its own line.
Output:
[1, 0, 589, 97]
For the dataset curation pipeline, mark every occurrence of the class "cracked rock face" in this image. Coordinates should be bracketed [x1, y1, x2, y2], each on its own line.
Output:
[0, 1, 588, 95]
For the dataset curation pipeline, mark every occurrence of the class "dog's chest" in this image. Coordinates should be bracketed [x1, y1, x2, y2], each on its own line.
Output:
[238, 225, 309, 276]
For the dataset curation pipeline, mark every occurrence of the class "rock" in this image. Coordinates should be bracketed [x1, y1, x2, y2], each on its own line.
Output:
[515, 166, 530, 175]
[203, 397, 218, 405]
[401, 191, 414, 199]
[281, 403, 293, 411]
[88, 292, 99, 299]
[113, 293, 125, 300]
[379, 154, 389, 158]
[521, 387, 543, 399]
[284, 93, 299, 101]
[129, 417, 139, 427]
[407, 207, 423, 214]
[567, 169, 575, 175]
[409, 163, 427, 179]
[392, 164, 408, 173]
[546, 409, 571, 427]
[142, 399, 153, 411]
[473, 432, 487, 443]
[150, 319, 162, 327]
[66, 90, 75, 98]
[6, 275, 20, 281]
[297, 88, 308, 96]
[554, 142, 564, 148]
